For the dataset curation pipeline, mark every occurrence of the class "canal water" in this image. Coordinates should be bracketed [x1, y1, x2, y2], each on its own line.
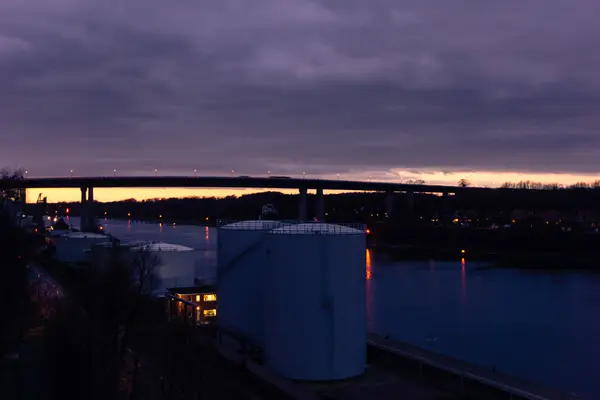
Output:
[69, 217, 598, 398]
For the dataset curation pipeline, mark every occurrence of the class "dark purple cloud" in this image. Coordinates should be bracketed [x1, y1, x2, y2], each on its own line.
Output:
[1, 0, 600, 178]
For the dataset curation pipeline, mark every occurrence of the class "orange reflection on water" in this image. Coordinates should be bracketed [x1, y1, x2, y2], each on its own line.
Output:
[461, 257, 467, 304]
[365, 248, 373, 330]
[205, 226, 209, 241]
[365, 249, 372, 280]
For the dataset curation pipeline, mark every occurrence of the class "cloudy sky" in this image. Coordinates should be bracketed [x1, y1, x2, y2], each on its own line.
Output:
[2, 0, 600, 200]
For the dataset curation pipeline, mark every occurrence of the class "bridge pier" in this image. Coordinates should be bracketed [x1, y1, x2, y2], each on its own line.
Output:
[80, 187, 88, 231]
[316, 188, 325, 221]
[87, 186, 95, 231]
[405, 191, 414, 212]
[385, 191, 395, 217]
[299, 188, 307, 221]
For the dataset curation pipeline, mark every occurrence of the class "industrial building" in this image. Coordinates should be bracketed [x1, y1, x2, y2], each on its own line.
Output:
[166, 285, 217, 324]
[54, 232, 112, 264]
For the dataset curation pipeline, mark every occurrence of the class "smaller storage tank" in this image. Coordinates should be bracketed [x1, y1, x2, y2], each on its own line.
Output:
[89, 241, 200, 294]
[129, 242, 199, 293]
[55, 232, 111, 264]
[217, 220, 285, 346]
[264, 223, 367, 381]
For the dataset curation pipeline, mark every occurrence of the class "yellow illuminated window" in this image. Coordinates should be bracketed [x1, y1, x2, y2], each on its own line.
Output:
[203, 309, 216, 317]
[195, 295, 200, 302]
[203, 294, 216, 302]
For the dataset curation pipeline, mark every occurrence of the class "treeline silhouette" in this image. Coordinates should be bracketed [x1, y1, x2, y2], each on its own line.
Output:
[38, 186, 600, 226]
[500, 179, 600, 190]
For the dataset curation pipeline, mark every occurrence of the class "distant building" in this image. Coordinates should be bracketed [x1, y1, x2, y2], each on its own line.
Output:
[166, 285, 217, 324]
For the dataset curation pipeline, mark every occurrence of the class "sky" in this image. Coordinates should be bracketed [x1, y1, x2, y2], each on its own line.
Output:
[3, 0, 600, 202]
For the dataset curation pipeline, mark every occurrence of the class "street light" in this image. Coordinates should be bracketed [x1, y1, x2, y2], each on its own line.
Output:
[69, 169, 73, 178]
[113, 169, 116, 177]
[302, 172, 306, 179]
[154, 169, 158, 177]
[231, 170, 235, 176]
[194, 169, 197, 177]
[336, 173, 339, 180]
[268, 170, 271, 176]
[25, 170, 28, 179]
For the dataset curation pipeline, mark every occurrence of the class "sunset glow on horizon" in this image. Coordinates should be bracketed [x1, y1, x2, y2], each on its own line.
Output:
[25, 169, 600, 203]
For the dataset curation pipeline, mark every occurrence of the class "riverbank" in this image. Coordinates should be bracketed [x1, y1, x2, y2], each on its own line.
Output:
[371, 243, 600, 270]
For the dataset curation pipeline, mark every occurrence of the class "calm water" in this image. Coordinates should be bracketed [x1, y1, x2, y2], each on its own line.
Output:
[68, 217, 598, 398]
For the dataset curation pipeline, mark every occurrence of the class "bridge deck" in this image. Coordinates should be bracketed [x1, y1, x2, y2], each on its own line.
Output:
[1, 175, 504, 194]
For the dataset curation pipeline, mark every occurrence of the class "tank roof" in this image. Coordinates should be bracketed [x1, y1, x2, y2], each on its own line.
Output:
[269, 223, 364, 235]
[63, 232, 108, 239]
[129, 241, 194, 252]
[221, 220, 283, 230]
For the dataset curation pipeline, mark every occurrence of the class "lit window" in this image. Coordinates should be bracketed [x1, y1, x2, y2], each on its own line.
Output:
[203, 309, 216, 317]
[203, 294, 216, 302]
[195, 295, 200, 302]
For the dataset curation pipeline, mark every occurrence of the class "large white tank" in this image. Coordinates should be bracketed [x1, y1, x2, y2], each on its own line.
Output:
[264, 223, 367, 381]
[217, 220, 285, 346]
[55, 232, 112, 264]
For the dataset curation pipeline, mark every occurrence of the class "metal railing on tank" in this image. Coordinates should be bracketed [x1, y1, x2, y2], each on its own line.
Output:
[269, 222, 366, 235]
[216, 219, 366, 234]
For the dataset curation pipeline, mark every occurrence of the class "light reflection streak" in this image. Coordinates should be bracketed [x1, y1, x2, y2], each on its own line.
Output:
[366, 249, 372, 280]
[366, 249, 373, 330]
[461, 257, 467, 304]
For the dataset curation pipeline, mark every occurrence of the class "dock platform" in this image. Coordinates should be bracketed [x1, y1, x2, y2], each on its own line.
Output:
[214, 328, 581, 400]
[367, 333, 581, 400]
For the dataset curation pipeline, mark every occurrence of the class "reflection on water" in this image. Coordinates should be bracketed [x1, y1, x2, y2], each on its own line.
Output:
[460, 257, 467, 305]
[62, 217, 598, 398]
[366, 249, 373, 330]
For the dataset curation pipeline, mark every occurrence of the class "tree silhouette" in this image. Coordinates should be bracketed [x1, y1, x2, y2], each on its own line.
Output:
[458, 179, 471, 188]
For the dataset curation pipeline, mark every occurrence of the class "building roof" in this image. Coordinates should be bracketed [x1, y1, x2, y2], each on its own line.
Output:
[167, 285, 216, 295]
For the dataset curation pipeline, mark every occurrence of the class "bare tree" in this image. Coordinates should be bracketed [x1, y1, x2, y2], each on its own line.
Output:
[41, 246, 160, 400]
[458, 179, 471, 188]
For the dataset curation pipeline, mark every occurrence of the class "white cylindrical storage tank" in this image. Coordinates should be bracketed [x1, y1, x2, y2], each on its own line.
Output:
[217, 220, 285, 346]
[55, 232, 111, 264]
[129, 242, 199, 294]
[264, 223, 366, 381]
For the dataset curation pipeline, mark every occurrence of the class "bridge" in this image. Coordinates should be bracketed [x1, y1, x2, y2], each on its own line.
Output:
[2, 176, 497, 231]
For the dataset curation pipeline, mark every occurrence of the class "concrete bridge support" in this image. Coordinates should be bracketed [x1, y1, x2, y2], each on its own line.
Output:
[79, 186, 96, 232]
[405, 191, 414, 212]
[87, 186, 95, 231]
[299, 188, 307, 221]
[316, 188, 325, 221]
[385, 191, 395, 217]
[80, 187, 88, 231]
